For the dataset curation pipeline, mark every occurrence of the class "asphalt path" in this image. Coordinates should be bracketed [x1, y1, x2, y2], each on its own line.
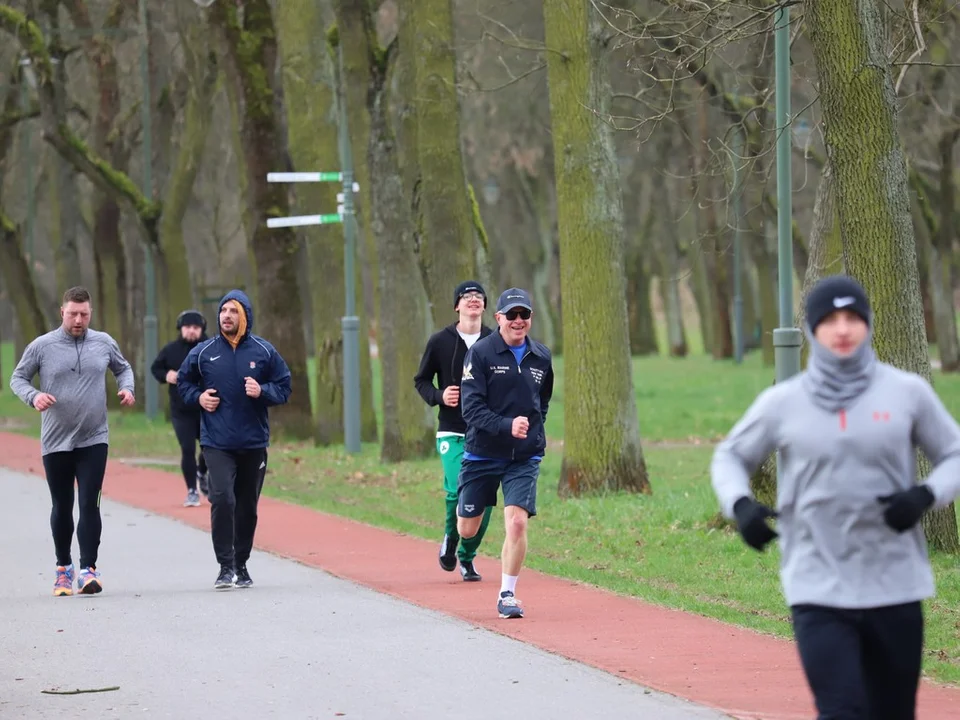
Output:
[0, 467, 728, 720]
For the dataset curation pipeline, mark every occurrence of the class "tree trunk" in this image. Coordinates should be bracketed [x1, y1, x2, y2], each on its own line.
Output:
[64, 0, 132, 415]
[909, 170, 939, 344]
[543, 0, 650, 496]
[0, 217, 46, 341]
[653, 169, 688, 357]
[694, 96, 733, 359]
[933, 126, 960, 371]
[367, 42, 434, 462]
[746, 233, 777, 366]
[807, 0, 959, 553]
[328, 2, 386, 445]
[0, 58, 46, 341]
[43, 3, 82, 291]
[277, 0, 348, 444]
[626, 203, 659, 357]
[912, 192, 952, 369]
[214, 0, 313, 440]
[741, 258, 760, 351]
[513, 166, 559, 349]
[331, 4, 379, 338]
[915, 228, 938, 345]
[157, 22, 218, 339]
[410, 0, 478, 328]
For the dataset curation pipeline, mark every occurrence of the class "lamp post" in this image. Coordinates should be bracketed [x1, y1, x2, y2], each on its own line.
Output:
[773, 4, 801, 387]
[139, 0, 158, 420]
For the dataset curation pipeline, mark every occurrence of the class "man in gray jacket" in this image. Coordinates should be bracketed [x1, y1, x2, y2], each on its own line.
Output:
[711, 274, 960, 719]
[10, 286, 135, 597]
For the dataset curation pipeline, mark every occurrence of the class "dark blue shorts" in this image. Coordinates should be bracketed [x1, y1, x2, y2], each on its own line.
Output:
[457, 457, 540, 518]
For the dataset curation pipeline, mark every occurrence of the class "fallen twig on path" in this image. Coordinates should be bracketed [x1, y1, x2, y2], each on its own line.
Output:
[41, 686, 120, 695]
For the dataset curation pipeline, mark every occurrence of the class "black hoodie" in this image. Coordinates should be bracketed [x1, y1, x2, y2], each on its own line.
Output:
[414, 322, 494, 434]
[151, 334, 208, 416]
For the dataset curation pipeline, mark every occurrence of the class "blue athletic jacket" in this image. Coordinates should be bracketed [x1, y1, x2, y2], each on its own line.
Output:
[460, 330, 554, 460]
[177, 290, 292, 450]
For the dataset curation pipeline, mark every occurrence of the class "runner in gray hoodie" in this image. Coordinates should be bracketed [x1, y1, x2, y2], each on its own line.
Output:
[711, 275, 960, 720]
[10, 286, 135, 597]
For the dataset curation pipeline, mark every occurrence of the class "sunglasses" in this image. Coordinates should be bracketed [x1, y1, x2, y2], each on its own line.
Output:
[502, 308, 531, 321]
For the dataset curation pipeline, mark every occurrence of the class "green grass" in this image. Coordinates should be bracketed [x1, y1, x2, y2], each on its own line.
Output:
[2, 341, 959, 685]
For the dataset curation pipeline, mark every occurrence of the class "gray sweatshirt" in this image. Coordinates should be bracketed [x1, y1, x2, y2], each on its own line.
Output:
[711, 362, 960, 609]
[10, 327, 135, 456]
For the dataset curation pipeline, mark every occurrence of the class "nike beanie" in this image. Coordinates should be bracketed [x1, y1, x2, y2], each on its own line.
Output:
[805, 275, 872, 332]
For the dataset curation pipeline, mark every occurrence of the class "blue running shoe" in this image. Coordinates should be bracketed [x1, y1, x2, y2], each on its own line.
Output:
[497, 591, 524, 619]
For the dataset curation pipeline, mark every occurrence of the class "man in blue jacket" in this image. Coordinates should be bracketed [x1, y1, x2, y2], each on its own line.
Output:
[457, 288, 554, 619]
[177, 290, 292, 590]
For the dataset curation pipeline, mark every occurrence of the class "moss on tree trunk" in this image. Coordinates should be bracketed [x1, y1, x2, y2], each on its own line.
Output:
[214, 0, 313, 440]
[410, 0, 477, 328]
[370, 48, 434, 462]
[278, 0, 349, 444]
[807, 0, 959, 553]
[543, 0, 650, 496]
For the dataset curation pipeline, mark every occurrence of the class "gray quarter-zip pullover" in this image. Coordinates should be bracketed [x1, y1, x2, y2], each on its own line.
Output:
[10, 327, 135, 455]
[711, 362, 960, 609]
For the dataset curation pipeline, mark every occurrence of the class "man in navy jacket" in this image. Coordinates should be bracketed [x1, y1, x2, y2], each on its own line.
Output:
[457, 288, 554, 619]
[177, 289, 292, 590]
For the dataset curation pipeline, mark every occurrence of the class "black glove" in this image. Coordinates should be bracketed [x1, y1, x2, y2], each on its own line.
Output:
[733, 496, 778, 551]
[878, 485, 935, 533]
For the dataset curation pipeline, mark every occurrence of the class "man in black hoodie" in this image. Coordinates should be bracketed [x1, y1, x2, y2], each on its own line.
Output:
[414, 281, 494, 581]
[151, 309, 209, 507]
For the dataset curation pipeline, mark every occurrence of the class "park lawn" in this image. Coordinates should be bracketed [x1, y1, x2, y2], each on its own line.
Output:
[1, 344, 959, 686]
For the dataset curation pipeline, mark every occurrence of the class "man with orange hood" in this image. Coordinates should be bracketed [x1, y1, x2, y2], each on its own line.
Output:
[177, 290, 292, 590]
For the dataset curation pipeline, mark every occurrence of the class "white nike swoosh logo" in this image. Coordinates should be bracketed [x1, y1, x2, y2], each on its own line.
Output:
[210, 355, 221, 361]
[833, 296, 855, 308]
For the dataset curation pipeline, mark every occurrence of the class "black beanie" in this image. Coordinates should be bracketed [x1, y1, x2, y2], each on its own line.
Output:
[453, 280, 487, 309]
[176, 309, 207, 330]
[804, 275, 871, 332]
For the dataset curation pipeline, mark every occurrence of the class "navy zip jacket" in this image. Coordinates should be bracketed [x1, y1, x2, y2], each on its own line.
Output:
[460, 330, 554, 460]
[176, 290, 292, 450]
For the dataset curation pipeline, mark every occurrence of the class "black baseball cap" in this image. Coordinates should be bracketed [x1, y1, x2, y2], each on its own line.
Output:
[805, 275, 871, 331]
[454, 280, 487, 308]
[496, 288, 532, 313]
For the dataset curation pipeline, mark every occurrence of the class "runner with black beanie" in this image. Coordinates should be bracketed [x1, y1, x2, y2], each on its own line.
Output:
[711, 274, 960, 719]
[151, 308, 210, 506]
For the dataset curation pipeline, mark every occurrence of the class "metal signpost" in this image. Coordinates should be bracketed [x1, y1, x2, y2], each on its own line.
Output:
[266, 170, 362, 454]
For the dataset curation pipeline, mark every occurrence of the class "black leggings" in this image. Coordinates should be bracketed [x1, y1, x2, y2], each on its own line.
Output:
[791, 602, 924, 719]
[41, 443, 109, 569]
[172, 412, 206, 490]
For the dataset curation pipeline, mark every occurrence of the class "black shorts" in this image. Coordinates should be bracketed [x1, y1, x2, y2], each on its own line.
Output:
[457, 457, 540, 518]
